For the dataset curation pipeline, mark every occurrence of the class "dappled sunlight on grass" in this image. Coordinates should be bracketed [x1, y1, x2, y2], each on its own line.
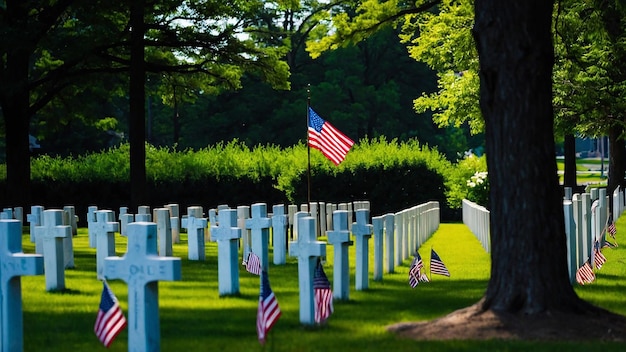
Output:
[16, 217, 626, 351]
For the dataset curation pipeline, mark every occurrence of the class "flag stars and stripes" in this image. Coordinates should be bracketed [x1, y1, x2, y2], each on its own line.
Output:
[257, 271, 281, 345]
[313, 261, 334, 324]
[408, 253, 424, 288]
[430, 249, 450, 277]
[308, 107, 354, 165]
[94, 281, 127, 348]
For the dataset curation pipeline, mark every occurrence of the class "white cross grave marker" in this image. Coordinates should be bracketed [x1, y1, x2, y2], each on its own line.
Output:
[87, 206, 98, 248]
[61, 206, 75, 269]
[0, 220, 44, 352]
[94, 210, 119, 280]
[271, 204, 288, 265]
[237, 206, 251, 261]
[35, 210, 71, 291]
[289, 215, 326, 325]
[210, 209, 242, 296]
[104, 222, 182, 351]
[352, 209, 372, 291]
[27, 206, 44, 254]
[165, 204, 180, 244]
[326, 210, 352, 300]
[372, 216, 384, 282]
[181, 206, 207, 260]
[155, 208, 173, 256]
[384, 213, 395, 274]
[246, 203, 272, 272]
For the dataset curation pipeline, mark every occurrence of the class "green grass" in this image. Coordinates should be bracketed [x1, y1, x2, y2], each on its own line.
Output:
[18, 220, 626, 351]
[557, 158, 608, 185]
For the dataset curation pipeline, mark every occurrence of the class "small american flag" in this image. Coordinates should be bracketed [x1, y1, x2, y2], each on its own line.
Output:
[313, 261, 334, 324]
[308, 107, 354, 165]
[257, 271, 281, 345]
[430, 249, 450, 277]
[408, 253, 424, 288]
[575, 260, 595, 285]
[594, 241, 607, 269]
[246, 252, 262, 276]
[608, 222, 617, 238]
[94, 281, 127, 348]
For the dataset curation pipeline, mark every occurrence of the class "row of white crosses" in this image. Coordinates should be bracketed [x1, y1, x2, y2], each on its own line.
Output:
[563, 186, 624, 283]
[0, 200, 441, 350]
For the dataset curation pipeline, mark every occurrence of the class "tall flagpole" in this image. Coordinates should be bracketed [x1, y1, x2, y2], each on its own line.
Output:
[306, 84, 311, 210]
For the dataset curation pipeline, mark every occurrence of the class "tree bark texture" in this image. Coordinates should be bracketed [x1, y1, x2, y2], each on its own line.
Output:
[1, 1, 33, 208]
[473, 0, 585, 314]
[129, 0, 147, 210]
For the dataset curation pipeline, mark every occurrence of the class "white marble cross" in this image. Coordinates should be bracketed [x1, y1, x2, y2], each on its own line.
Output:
[326, 210, 352, 301]
[182, 206, 207, 260]
[237, 206, 251, 261]
[352, 209, 372, 291]
[104, 222, 182, 351]
[384, 213, 395, 274]
[271, 204, 288, 265]
[210, 209, 242, 296]
[35, 210, 71, 291]
[372, 216, 384, 282]
[0, 220, 44, 352]
[87, 206, 98, 248]
[165, 204, 180, 244]
[246, 203, 272, 272]
[94, 210, 119, 280]
[289, 215, 326, 325]
[26, 205, 44, 254]
[61, 206, 75, 269]
[154, 208, 173, 256]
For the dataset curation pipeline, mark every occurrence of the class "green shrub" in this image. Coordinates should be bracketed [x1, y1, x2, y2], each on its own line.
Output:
[16, 138, 467, 220]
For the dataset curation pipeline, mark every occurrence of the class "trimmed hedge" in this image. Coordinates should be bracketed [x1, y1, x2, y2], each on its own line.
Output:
[3, 138, 471, 222]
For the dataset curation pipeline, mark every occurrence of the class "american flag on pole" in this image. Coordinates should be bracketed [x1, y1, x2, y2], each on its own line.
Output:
[308, 107, 354, 165]
[313, 261, 334, 324]
[430, 249, 450, 277]
[257, 270, 281, 345]
[245, 251, 262, 276]
[94, 281, 127, 348]
[594, 241, 607, 270]
[408, 252, 424, 288]
[575, 259, 595, 285]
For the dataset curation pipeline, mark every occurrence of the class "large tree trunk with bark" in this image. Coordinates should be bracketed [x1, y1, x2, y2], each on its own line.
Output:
[129, 0, 147, 210]
[1, 2, 33, 209]
[472, 0, 585, 314]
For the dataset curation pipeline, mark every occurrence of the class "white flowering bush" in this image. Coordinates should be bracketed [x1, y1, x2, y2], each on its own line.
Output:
[466, 171, 489, 207]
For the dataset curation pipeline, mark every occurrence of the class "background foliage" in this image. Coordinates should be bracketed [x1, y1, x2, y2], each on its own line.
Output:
[2, 139, 487, 223]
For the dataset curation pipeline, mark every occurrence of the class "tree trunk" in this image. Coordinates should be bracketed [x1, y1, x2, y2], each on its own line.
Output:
[563, 134, 577, 189]
[608, 124, 625, 215]
[473, 0, 586, 313]
[1, 2, 33, 209]
[129, 0, 147, 210]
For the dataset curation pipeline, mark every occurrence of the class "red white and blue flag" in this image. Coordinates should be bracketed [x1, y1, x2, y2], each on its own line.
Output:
[94, 281, 127, 348]
[308, 107, 354, 165]
[257, 271, 281, 345]
[408, 252, 424, 288]
[430, 249, 450, 277]
[575, 259, 595, 285]
[313, 261, 334, 324]
[245, 251, 262, 276]
[594, 241, 607, 269]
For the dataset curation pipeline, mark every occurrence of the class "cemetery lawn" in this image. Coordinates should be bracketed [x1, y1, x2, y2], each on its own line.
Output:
[20, 221, 626, 352]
